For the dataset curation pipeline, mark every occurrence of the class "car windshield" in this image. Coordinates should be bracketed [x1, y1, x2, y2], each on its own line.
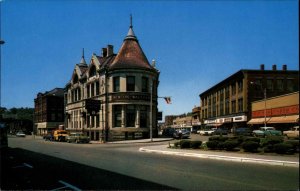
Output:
[58, 131, 67, 134]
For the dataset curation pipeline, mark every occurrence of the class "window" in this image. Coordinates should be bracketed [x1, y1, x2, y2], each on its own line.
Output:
[266, 79, 273, 91]
[276, 79, 284, 91]
[238, 98, 243, 112]
[287, 79, 295, 92]
[140, 106, 148, 127]
[126, 76, 135, 91]
[231, 100, 236, 113]
[142, 77, 148, 92]
[126, 105, 136, 127]
[225, 99, 230, 115]
[89, 66, 96, 77]
[113, 77, 120, 92]
[238, 80, 243, 92]
[96, 81, 100, 95]
[113, 105, 122, 127]
[231, 83, 236, 95]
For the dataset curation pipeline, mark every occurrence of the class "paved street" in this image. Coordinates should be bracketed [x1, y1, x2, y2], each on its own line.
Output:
[1, 136, 299, 190]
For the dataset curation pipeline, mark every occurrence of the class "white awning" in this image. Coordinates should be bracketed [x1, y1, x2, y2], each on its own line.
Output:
[268, 115, 299, 124]
[247, 117, 271, 125]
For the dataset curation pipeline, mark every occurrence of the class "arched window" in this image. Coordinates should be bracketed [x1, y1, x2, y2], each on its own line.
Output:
[89, 65, 97, 77]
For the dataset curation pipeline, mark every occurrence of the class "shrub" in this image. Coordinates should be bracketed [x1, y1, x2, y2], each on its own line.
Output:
[223, 140, 240, 151]
[261, 136, 284, 147]
[284, 140, 299, 153]
[217, 142, 226, 150]
[273, 143, 294, 154]
[229, 136, 244, 144]
[242, 141, 260, 152]
[208, 136, 228, 142]
[206, 141, 219, 150]
[190, 141, 202, 149]
[179, 140, 191, 148]
[244, 137, 261, 144]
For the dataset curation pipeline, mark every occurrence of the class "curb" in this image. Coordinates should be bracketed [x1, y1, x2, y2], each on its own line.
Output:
[139, 147, 299, 168]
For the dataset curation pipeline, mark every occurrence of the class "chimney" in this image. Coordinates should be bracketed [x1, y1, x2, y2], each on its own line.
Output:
[272, 64, 277, 71]
[260, 64, 265, 70]
[282, 64, 287, 71]
[107, 45, 114, 56]
[102, 48, 107, 57]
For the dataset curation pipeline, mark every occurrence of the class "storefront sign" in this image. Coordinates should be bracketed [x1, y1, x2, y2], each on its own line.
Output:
[233, 115, 247, 122]
[252, 105, 299, 118]
[112, 93, 150, 102]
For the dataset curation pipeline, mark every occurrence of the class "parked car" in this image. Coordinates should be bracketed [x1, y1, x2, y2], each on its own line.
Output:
[283, 126, 299, 139]
[16, 131, 26, 137]
[66, 132, 90, 143]
[198, 128, 216, 136]
[234, 127, 252, 136]
[173, 129, 190, 139]
[43, 133, 54, 141]
[212, 128, 228, 135]
[162, 128, 176, 137]
[252, 127, 282, 137]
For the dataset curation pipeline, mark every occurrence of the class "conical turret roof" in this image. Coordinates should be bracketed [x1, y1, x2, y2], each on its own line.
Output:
[109, 19, 153, 70]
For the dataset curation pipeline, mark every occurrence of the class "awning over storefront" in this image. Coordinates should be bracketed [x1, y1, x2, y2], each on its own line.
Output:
[206, 123, 223, 127]
[268, 115, 299, 124]
[247, 117, 271, 125]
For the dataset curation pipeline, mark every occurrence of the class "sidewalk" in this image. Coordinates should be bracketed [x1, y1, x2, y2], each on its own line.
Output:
[139, 144, 299, 168]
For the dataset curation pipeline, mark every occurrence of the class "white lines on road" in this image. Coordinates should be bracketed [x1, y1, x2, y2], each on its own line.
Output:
[51, 180, 81, 191]
[12, 163, 34, 169]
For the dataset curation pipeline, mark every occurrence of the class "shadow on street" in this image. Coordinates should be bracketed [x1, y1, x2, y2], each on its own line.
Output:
[1, 147, 176, 190]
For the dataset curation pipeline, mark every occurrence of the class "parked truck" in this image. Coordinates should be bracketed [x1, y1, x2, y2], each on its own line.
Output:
[53, 130, 68, 142]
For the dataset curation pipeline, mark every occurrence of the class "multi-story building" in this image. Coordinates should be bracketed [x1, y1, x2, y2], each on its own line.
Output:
[65, 20, 160, 141]
[164, 115, 177, 128]
[199, 65, 299, 130]
[248, 91, 299, 130]
[34, 88, 64, 135]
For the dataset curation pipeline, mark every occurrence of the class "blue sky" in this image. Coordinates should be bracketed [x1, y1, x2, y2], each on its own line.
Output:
[1, 0, 299, 117]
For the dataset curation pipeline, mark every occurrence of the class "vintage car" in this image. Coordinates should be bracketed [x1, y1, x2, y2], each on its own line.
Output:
[198, 128, 216, 136]
[66, 132, 90, 143]
[16, 131, 26, 137]
[173, 129, 190, 139]
[234, 127, 252, 136]
[212, 128, 228, 135]
[283, 126, 299, 139]
[252, 127, 282, 137]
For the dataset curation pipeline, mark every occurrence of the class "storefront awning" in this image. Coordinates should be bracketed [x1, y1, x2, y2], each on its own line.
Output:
[206, 123, 223, 127]
[247, 117, 271, 125]
[268, 115, 299, 124]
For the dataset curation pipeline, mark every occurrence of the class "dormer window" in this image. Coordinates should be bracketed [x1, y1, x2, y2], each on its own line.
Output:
[73, 74, 79, 84]
[89, 65, 96, 77]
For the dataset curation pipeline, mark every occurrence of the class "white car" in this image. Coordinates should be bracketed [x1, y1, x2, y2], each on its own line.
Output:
[198, 128, 216, 136]
[283, 126, 299, 139]
[16, 131, 26, 137]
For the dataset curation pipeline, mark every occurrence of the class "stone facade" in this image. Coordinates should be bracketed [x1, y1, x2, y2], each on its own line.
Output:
[65, 22, 159, 141]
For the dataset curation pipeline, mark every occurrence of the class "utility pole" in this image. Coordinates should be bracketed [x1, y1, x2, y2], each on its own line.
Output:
[0, 0, 5, 108]
[150, 80, 153, 142]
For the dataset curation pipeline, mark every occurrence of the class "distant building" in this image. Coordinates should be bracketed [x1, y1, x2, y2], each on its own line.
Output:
[65, 20, 159, 141]
[164, 115, 177, 127]
[34, 88, 64, 135]
[248, 91, 299, 130]
[199, 64, 299, 130]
